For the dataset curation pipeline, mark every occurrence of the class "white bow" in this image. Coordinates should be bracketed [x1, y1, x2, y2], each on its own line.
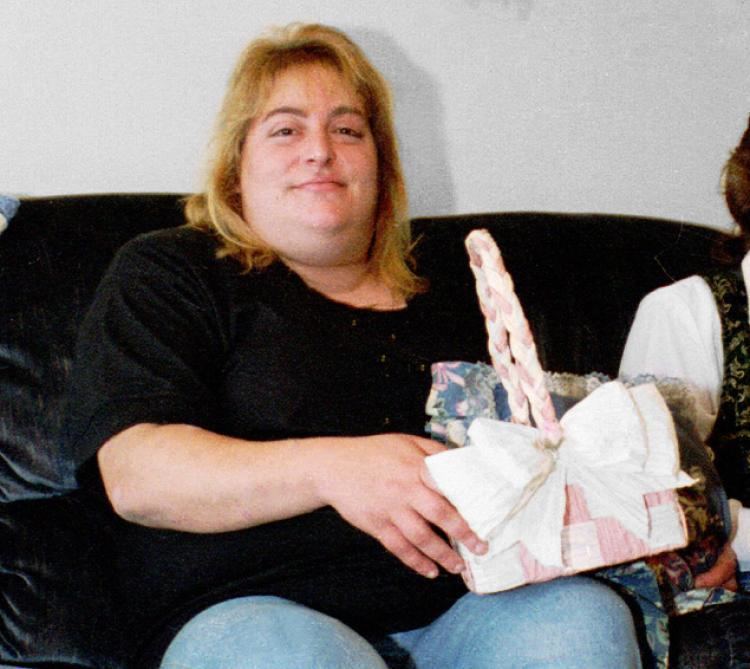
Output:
[425, 381, 695, 569]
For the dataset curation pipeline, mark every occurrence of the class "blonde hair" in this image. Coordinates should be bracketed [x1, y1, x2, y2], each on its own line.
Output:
[185, 23, 424, 297]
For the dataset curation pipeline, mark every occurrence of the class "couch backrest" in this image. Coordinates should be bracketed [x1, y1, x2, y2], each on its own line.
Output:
[0, 195, 732, 502]
[0, 194, 186, 500]
[412, 211, 730, 376]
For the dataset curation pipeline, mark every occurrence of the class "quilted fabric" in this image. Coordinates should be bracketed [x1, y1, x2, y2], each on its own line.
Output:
[426, 363, 740, 668]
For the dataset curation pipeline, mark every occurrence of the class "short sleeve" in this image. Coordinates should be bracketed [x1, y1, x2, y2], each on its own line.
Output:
[65, 228, 229, 473]
[619, 275, 723, 440]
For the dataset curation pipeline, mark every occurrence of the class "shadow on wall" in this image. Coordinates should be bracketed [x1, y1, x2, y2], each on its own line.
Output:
[462, 0, 533, 20]
[350, 28, 456, 217]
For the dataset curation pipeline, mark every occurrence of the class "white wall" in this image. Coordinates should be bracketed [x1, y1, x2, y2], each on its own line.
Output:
[1, 0, 749, 229]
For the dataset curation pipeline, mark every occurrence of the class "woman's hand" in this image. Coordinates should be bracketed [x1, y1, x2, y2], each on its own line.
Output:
[313, 434, 488, 579]
[99, 424, 488, 578]
[694, 543, 738, 591]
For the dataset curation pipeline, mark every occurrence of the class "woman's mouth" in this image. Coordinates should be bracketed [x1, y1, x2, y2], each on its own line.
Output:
[294, 178, 344, 192]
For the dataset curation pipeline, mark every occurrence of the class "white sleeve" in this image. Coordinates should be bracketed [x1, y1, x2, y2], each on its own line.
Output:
[619, 276, 723, 441]
[728, 501, 750, 568]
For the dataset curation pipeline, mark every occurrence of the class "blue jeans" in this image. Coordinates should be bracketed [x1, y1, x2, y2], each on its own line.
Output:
[160, 577, 642, 669]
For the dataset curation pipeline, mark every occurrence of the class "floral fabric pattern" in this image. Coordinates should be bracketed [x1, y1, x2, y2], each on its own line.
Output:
[705, 269, 750, 507]
[426, 362, 742, 668]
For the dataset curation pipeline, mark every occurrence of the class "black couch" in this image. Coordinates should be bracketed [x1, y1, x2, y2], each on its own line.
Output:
[0, 193, 741, 667]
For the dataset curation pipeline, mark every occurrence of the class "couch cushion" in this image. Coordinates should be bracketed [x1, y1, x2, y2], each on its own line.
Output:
[0, 493, 127, 668]
[0, 194, 185, 501]
[0, 195, 20, 235]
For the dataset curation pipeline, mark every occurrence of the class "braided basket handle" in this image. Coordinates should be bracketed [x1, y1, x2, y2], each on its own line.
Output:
[465, 229, 562, 444]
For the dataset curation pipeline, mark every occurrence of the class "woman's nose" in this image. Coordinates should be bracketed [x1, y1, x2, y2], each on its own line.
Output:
[305, 130, 334, 165]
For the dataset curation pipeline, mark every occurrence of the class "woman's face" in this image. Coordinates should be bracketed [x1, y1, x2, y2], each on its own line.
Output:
[239, 63, 379, 269]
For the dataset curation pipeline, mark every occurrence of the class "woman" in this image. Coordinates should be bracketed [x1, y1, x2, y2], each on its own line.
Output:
[620, 118, 750, 667]
[621, 117, 750, 556]
[66, 23, 641, 668]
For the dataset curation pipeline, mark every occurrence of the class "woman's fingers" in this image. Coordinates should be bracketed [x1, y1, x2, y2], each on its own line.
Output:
[411, 435, 450, 457]
[695, 544, 739, 590]
[375, 515, 458, 578]
[415, 475, 488, 556]
[380, 485, 488, 578]
[320, 433, 488, 577]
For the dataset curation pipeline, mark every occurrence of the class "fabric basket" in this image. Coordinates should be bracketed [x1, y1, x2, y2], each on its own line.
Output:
[423, 229, 695, 594]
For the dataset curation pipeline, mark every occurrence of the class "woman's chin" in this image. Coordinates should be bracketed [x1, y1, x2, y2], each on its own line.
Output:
[300, 217, 374, 251]
[303, 214, 359, 233]
[281, 237, 371, 270]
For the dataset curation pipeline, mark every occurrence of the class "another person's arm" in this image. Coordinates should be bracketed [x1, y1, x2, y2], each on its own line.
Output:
[620, 276, 742, 587]
[619, 276, 723, 441]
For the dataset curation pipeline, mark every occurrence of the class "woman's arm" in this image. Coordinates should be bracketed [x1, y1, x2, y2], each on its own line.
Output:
[621, 277, 744, 588]
[74, 233, 487, 578]
[99, 423, 488, 579]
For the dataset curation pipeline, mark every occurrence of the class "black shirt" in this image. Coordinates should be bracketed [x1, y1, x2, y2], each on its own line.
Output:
[66, 226, 488, 657]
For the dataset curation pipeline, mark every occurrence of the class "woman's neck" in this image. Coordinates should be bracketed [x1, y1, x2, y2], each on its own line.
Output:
[284, 259, 406, 310]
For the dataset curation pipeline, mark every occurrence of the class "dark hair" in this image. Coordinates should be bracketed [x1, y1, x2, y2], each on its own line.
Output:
[725, 119, 750, 232]
[715, 117, 750, 263]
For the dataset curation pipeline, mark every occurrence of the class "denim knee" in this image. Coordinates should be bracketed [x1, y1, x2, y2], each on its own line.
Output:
[391, 576, 642, 669]
[532, 577, 641, 665]
[160, 595, 389, 669]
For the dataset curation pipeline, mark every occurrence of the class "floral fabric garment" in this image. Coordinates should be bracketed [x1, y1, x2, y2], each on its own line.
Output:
[705, 269, 750, 507]
[426, 362, 742, 669]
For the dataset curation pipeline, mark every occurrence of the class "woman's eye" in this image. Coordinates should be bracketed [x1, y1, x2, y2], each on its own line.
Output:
[336, 127, 364, 138]
[271, 127, 296, 137]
